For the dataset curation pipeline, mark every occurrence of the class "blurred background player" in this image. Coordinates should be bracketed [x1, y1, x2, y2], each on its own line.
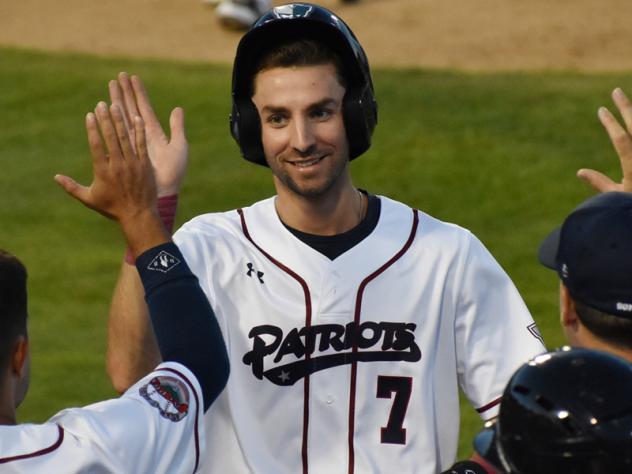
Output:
[0, 103, 228, 471]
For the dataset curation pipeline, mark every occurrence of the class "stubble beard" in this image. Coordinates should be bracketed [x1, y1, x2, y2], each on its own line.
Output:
[271, 152, 350, 199]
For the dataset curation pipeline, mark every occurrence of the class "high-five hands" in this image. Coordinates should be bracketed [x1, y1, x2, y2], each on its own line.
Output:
[578, 88, 632, 193]
[55, 102, 168, 257]
[108, 73, 188, 197]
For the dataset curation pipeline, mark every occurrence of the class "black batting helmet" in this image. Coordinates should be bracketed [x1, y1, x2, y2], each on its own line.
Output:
[474, 347, 632, 473]
[230, 3, 378, 166]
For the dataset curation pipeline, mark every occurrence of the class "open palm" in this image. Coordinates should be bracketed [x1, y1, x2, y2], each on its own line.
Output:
[109, 72, 188, 197]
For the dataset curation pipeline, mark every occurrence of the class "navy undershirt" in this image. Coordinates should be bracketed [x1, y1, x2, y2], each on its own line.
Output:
[136, 243, 229, 411]
[283, 191, 381, 260]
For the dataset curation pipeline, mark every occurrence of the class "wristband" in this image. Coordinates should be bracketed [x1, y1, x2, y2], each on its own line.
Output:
[124, 194, 179, 265]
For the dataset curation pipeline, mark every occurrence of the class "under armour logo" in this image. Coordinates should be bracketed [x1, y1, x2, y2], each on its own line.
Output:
[246, 262, 264, 283]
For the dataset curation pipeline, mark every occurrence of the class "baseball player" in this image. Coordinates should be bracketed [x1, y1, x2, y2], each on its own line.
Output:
[450, 88, 632, 474]
[0, 104, 229, 472]
[473, 347, 632, 473]
[104, 4, 545, 473]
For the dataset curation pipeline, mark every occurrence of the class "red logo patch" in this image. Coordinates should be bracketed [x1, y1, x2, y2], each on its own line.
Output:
[139, 375, 190, 422]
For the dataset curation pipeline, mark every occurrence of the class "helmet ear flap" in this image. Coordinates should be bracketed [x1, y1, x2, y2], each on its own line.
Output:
[342, 82, 378, 160]
[231, 97, 266, 165]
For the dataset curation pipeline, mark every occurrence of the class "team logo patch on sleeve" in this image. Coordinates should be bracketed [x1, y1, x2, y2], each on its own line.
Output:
[147, 251, 181, 273]
[527, 323, 544, 344]
[139, 375, 190, 422]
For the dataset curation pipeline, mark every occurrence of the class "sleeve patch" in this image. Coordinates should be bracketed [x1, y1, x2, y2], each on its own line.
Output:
[139, 375, 190, 422]
[527, 323, 544, 344]
[147, 251, 181, 273]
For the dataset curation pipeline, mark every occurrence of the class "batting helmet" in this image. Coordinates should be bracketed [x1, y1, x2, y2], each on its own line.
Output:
[474, 347, 632, 473]
[230, 3, 378, 166]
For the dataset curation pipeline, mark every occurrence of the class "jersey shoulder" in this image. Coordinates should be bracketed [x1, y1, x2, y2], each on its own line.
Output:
[379, 194, 476, 253]
[0, 423, 64, 466]
[174, 196, 275, 243]
[50, 362, 204, 473]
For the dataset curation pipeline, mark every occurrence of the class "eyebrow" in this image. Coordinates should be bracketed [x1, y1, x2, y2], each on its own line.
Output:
[260, 98, 340, 115]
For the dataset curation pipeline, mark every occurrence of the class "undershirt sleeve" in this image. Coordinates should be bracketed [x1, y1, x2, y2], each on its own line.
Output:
[136, 242, 230, 411]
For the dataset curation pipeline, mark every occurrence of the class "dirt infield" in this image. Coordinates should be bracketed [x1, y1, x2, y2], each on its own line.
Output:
[2, 0, 632, 71]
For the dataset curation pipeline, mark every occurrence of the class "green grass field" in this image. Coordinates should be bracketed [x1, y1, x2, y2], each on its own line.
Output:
[0, 47, 628, 460]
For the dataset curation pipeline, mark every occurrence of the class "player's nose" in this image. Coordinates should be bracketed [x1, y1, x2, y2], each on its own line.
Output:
[289, 117, 316, 154]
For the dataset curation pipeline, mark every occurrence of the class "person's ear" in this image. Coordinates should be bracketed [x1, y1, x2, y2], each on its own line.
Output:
[560, 283, 579, 329]
[11, 336, 29, 378]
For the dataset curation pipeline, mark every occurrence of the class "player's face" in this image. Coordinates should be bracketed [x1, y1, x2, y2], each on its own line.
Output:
[252, 63, 350, 198]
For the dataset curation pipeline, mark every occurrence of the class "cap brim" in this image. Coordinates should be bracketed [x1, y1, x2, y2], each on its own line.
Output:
[538, 226, 562, 270]
[473, 426, 502, 470]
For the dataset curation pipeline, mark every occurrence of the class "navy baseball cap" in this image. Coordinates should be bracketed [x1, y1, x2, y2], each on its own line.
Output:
[538, 191, 632, 318]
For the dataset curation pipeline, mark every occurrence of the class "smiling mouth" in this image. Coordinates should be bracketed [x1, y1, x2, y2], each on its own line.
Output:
[288, 156, 326, 168]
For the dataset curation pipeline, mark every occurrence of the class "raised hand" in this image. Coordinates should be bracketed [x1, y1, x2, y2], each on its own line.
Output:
[55, 102, 168, 256]
[578, 88, 632, 193]
[109, 72, 189, 197]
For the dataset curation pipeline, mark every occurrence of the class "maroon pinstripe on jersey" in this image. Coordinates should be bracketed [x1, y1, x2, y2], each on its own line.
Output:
[0, 425, 64, 464]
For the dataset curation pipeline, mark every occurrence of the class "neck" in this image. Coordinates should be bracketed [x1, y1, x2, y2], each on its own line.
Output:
[574, 328, 632, 363]
[274, 178, 365, 235]
[0, 379, 17, 425]
[0, 413, 16, 425]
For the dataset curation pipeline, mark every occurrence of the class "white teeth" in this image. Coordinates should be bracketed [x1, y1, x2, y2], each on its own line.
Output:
[293, 157, 322, 167]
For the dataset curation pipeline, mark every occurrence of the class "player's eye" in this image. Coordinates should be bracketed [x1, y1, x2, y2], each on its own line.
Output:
[310, 108, 332, 121]
[266, 113, 288, 128]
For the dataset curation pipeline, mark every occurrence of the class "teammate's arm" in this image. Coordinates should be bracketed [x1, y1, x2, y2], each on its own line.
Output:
[57, 100, 228, 406]
[107, 263, 161, 392]
[105, 73, 190, 392]
[578, 87, 632, 193]
[136, 242, 229, 409]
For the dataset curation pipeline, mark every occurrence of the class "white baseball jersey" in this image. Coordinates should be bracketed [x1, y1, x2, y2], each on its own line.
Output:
[174, 195, 545, 474]
[0, 362, 204, 473]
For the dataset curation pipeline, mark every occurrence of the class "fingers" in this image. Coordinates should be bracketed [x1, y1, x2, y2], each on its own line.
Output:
[130, 75, 164, 135]
[169, 107, 187, 146]
[117, 72, 141, 128]
[108, 79, 130, 132]
[576, 168, 621, 193]
[54, 174, 92, 205]
[599, 105, 632, 184]
[134, 116, 149, 162]
[86, 112, 108, 173]
[612, 88, 632, 134]
[111, 104, 137, 161]
[95, 101, 124, 162]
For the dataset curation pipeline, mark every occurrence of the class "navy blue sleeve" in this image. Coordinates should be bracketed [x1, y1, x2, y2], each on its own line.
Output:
[136, 242, 229, 411]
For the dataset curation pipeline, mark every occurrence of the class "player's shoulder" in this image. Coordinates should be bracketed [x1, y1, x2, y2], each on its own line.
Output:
[379, 194, 475, 243]
[0, 423, 64, 464]
[175, 196, 275, 241]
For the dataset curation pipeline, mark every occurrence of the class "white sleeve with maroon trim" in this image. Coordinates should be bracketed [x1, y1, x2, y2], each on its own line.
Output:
[47, 361, 205, 473]
[455, 232, 546, 419]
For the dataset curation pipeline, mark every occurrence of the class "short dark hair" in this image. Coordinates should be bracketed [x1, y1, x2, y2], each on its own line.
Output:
[251, 38, 347, 96]
[574, 299, 632, 350]
[0, 250, 28, 369]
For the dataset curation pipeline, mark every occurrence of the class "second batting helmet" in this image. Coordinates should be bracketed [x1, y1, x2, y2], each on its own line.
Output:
[230, 3, 378, 166]
[474, 347, 632, 473]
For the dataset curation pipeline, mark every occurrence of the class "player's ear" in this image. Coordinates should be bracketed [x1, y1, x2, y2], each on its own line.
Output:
[11, 336, 30, 407]
[10, 336, 29, 378]
[559, 283, 579, 328]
